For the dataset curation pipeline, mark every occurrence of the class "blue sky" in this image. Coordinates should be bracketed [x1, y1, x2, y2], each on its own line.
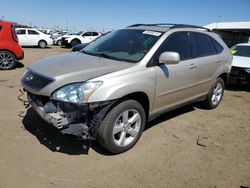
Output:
[1, 0, 250, 31]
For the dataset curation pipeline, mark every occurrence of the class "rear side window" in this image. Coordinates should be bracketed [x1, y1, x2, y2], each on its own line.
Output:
[82, 32, 92, 37]
[16, 29, 26, 35]
[92, 32, 99, 36]
[192, 32, 217, 57]
[156, 32, 193, 61]
[28, 30, 39, 35]
[209, 37, 224, 54]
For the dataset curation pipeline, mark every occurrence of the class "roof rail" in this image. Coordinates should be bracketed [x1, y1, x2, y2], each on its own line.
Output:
[127, 23, 211, 31]
[127, 23, 175, 27]
[170, 24, 211, 31]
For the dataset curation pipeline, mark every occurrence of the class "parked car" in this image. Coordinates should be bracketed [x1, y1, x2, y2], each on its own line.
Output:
[16, 28, 53, 48]
[51, 31, 68, 39]
[61, 31, 101, 48]
[0, 21, 24, 70]
[21, 24, 232, 154]
[53, 32, 76, 46]
[70, 32, 111, 52]
[227, 43, 250, 87]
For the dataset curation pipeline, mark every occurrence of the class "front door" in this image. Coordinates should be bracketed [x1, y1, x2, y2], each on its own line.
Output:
[27, 29, 40, 46]
[152, 32, 198, 112]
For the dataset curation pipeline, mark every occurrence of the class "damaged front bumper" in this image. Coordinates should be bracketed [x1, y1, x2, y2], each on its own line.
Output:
[228, 66, 250, 86]
[27, 92, 114, 140]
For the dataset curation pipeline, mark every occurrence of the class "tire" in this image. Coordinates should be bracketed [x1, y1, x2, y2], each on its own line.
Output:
[70, 39, 80, 47]
[0, 51, 16, 70]
[57, 40, 62, 46]
[202, 77, 225, 109]
[97, 100, 146, 154]
[38, 40, 47, 48]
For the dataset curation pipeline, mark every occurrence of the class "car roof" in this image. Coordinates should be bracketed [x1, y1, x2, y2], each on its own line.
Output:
[0, 21, 12, 25]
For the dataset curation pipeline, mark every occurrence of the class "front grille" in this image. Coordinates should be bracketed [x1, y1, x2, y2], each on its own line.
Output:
[22, 70, 54, 90]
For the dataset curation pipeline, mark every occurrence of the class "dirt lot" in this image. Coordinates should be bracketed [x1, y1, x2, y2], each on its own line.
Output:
[0, 46, 249, 188]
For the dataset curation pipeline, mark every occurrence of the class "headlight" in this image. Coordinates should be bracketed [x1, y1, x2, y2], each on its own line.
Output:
[52, 81, 102, 103]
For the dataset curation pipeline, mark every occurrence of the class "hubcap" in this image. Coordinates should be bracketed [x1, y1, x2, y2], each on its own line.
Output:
[112, 109, 141, 147]
[0, 52, 14, 68]
[211, 82, 223, 106]
[40, 42, 46, 48]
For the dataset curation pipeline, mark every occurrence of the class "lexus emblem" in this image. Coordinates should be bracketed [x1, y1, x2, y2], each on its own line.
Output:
[25, 74, 34, 82]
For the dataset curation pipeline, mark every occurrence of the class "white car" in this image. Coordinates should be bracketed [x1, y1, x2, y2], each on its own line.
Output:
[228, 43, 250, 86]
[16, 28, 53, 48]
[61, 31, 101, 47]
[53, 32, 77, 45]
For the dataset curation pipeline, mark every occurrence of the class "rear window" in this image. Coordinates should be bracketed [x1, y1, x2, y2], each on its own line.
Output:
[28, 30, 39, 35]
[193, 32, 217, 57]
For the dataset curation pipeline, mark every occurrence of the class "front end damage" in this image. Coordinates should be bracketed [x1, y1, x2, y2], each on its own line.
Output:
[26, 92, 114, 140]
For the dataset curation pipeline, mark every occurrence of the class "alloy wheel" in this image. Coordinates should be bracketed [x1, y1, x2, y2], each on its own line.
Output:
[0, 52, 15, 69]
[112, 109, 141, 147]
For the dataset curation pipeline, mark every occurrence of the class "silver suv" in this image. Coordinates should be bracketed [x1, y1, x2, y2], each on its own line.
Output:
[21, 24, 232, 154]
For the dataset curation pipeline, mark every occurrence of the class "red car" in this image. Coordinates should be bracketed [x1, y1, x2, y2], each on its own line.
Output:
[0, 21, 24, 70]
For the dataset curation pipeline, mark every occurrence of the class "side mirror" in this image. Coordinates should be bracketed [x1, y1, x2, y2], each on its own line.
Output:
[159, 51, 180, 65]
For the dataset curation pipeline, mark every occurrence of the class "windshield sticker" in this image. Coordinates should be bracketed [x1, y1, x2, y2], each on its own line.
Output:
[143, 30, 162, 36]
[143, 36, 154, 49]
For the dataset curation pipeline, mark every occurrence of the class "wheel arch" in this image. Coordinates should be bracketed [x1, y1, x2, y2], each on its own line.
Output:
[217, 73, 228, 85]
[38, 39, 47, 46]
[115, 92, 150, 120]
[0, 49, 17, 60]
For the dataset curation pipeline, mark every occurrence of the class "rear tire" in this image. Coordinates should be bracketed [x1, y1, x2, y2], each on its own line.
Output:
[202, 77, 225, 109]
[97, 100, 146, 154]
[0, 51, 16, 70]
[70, 39, 80, 47]
[38, 40, 47, 48]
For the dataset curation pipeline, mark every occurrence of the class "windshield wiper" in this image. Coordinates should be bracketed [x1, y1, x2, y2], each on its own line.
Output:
[81, 51, 129, 62]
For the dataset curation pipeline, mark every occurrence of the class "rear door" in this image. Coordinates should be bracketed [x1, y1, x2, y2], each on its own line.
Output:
[27, 29, 40, 45]
[190, 32, 224, 93]
[152, 31, 198, 112]
[16, 29, 28, 46]
[81, 32, 92, 43]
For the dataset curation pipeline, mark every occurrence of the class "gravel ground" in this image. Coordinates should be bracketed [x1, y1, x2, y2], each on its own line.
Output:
[0, 46, 249, 188]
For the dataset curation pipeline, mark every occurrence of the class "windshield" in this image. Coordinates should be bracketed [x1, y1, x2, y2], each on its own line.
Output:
[83, 29, 162, 63]
[231, 45, 250, 57]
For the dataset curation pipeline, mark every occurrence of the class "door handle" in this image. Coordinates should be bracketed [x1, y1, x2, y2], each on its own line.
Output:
[217, 59, 222, 63]
[189, 64, 197, 69]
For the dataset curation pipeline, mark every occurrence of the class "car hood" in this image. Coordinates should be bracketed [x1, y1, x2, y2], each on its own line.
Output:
[232, 55, 250, 68]
[28, 52, 134, 81]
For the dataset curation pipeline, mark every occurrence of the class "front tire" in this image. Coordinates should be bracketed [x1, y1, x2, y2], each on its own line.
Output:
[97, 100, 146, 154]
[0, 51, 16, 70]
[202, 77, 225, 109]
[38, 40, 47, 48]
[57, 40, 62, 46]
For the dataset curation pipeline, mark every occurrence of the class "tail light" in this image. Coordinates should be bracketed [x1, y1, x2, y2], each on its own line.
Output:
[11, 25, 19, 42]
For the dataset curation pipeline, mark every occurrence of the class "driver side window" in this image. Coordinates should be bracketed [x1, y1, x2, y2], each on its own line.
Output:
[155, 32, 193, 62]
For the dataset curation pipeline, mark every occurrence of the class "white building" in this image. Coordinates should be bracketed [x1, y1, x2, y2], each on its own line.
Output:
[205, 21, 250, 47]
